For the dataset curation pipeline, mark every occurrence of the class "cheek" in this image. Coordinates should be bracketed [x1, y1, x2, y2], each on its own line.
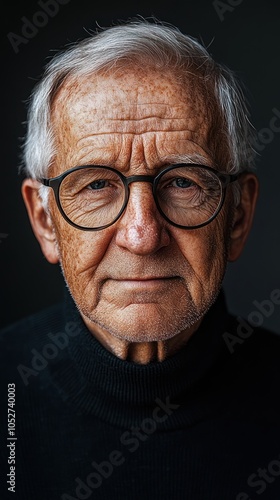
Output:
[53, 214, 114, 281]
[173, 215, 230, 281]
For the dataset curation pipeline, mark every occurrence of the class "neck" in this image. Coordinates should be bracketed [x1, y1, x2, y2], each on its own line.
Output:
[81, 315, 202, 364]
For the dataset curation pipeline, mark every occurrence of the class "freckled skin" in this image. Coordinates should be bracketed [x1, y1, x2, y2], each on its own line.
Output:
[41, 67, 236, 363]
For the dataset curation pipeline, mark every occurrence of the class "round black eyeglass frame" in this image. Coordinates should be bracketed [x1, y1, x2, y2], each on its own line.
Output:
[40, 163, 240, 231]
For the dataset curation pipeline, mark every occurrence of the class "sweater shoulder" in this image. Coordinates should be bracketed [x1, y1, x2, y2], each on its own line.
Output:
[223, 314, 280, 386]
[0, 301, 65, 363]
[226, 314, 280, 352]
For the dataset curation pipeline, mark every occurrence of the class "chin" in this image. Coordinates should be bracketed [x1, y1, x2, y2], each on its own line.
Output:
[90, 303, 204, 343]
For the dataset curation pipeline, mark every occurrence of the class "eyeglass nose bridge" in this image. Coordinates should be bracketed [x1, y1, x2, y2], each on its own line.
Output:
[123, 174, 158, 204]
[125, 174, 156, 186]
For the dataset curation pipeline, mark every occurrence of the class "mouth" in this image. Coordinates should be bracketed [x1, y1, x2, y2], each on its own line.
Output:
[99, 275, 184, 307]
[116, 276, 178, 281]
[111, 276, 180, 291]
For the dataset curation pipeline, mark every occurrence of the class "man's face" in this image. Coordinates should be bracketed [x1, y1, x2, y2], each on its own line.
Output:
[48, 68, 232, 344]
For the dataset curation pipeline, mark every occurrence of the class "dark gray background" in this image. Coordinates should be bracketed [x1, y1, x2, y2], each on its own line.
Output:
[1, 0, 279, 333]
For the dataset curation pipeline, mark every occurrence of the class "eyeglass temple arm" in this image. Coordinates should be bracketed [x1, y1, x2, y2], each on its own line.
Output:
[220, 172, 242, 186]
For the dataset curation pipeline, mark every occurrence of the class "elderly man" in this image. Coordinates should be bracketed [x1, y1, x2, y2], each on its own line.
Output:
[1, 18, 280, 500]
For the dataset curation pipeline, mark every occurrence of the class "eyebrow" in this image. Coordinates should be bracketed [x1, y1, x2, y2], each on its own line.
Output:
[161, 153, 213, 167]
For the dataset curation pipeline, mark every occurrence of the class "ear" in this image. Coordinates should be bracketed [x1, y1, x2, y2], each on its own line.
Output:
[228, 172, 259, 262]
[21, 178, 60, 264]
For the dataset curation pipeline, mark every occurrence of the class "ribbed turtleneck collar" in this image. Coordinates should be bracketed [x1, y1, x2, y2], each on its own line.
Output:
[50, 289, 233, 429]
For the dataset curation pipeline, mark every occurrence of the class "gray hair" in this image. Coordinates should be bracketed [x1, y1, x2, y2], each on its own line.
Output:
[20, 18, 257, 204]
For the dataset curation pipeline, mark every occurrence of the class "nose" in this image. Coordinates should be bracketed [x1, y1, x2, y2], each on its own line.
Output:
[115, 183, 171, 255]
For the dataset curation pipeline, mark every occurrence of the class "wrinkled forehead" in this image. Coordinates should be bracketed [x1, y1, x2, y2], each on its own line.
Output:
[49, 65, 225, 172]
[51, 65, 216, 127]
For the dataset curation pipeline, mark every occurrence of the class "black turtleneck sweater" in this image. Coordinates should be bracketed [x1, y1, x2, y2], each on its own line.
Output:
[0, 289, 280, 500]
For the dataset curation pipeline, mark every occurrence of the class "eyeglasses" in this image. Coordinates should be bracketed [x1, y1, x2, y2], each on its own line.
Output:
[40, 164, 240, 231]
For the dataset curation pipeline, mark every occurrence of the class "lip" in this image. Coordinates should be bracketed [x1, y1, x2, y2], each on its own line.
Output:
[110, 276, 179, 290]
[114, 276, 178, 281]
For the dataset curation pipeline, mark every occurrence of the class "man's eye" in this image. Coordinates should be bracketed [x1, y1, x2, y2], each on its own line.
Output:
[171, 177, 195, 188]
[87, 179, 109, 190]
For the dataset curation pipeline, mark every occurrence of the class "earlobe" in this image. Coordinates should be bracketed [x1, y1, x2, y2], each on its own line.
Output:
[228, 173, 259, 262]
[21, 178, 60, 264]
